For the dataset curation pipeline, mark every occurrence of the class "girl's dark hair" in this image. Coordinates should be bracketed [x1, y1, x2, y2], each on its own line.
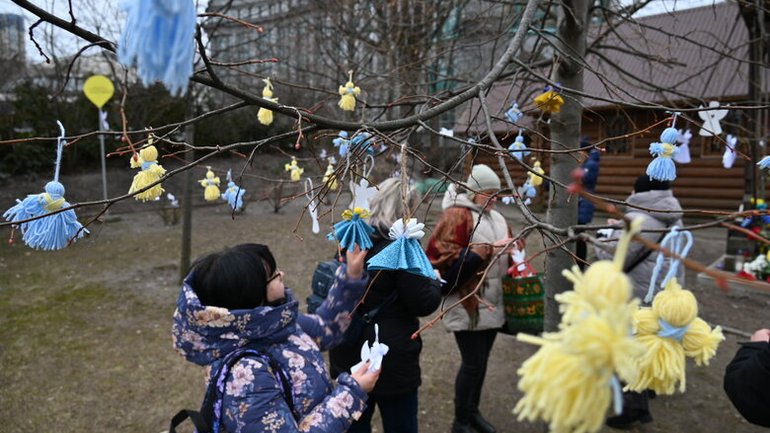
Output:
[188, 243, 276, 310]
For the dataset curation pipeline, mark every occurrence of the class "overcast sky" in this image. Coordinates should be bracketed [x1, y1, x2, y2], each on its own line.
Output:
[1, 0, 724, 62]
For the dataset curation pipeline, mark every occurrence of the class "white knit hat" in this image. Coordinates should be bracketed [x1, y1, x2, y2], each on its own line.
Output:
[466, 164, 501, 196]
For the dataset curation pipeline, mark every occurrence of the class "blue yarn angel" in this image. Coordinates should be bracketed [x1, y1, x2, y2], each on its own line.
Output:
[350, 132, 376, 155]
[3, 121, 88, 250]
[505, 102, 523, 123]
[333, 131, 350, 157]
[221, 169, 246, 211]
[118, 0, 196, 96]
[367, 218, 436, 279]
[646, 127, 679, 181]
[330, 208, 374, 250]
[757, 156, 770, 170]
[508, 132, 530, 161]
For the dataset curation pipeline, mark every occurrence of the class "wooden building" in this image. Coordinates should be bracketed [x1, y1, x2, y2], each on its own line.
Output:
[454, 1, 770, 212]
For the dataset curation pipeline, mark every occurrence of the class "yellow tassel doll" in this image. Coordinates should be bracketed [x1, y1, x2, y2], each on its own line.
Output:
[323, 160, 338, 191]
[284, 157, 304, 182]
[514, 219, 646, 433]
[528, 160, 545, 187]
[199, 167, 221, 201]
[627, 277, 724, 395]
[338, 70, 360, 112]
[128, 135, 166, 202]
[534, 85, 565, 113]
[258, 78, 277, 126]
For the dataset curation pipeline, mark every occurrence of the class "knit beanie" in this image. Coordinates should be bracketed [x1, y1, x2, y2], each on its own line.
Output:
[466, 164, 501, 196]
[634, 175, 670, 193]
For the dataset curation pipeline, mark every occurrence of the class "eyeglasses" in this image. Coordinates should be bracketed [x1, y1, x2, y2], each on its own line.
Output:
[267, 269, 284, 284]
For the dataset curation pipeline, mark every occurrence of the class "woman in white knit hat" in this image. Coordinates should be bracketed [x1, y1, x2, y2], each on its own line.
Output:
[426, 164, 520, 433]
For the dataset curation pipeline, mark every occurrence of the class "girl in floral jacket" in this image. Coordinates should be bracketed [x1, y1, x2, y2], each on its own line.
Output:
[172, 243, 380, 433]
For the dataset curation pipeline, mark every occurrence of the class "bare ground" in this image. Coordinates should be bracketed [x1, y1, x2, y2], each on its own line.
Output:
[0, 159, 768, 433]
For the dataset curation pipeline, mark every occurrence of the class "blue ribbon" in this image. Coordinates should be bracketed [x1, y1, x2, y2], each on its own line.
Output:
[657, 318, 689, 342]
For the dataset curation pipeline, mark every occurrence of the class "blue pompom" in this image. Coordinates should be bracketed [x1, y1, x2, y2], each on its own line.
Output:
[4, 181, 88, 250]
[660, 127, 679, 144]
[367, 237, 435, 279]
[221, 181, 246, 211]
[331, 214, 374, 250]
[118, 0, 197, 96]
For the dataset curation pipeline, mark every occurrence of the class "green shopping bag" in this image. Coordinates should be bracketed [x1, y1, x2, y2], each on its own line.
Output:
[501, 273, 544, 334]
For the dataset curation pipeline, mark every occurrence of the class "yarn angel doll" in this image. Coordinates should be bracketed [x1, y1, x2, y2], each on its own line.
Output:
[199, 167, 221, 201]
[221, 169, 246, 211]
[533, 85, 564, 113]
[118, 0, 196, 96]
[505, 102, 523, 123]
[3, 121, 88, 250]
[284, 157, 304, 182]
[514, 219, 646, 433]
[646, 127, 679, 181]
[758, 155, 770, 171]
[338, 70, 361, 111]
[722, 134, 738, 169]
[350, 132, 375, 155]
[625, 227, 725, 395]
[529, 160, 545, 187]
[257, 78, 277, 126]
[508, 130, 530, 161]
[128, 134, 166, 202]
[323, 160, 339, 191]
[367, 217, 436, 279]
[333, 131, 350, 157]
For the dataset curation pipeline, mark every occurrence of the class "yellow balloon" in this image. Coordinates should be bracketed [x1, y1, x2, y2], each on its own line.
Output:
[83, 75, 114, 108]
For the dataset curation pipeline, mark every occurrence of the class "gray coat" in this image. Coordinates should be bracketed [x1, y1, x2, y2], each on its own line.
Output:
[595, 189, 684, 303]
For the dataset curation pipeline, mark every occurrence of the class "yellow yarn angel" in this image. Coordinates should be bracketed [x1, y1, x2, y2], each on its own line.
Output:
[128, 138, 166, 202]
[258, 78, 277, 126]
[516, 309, 644, 433]
[199, 167, 221, 201]
[338, 70, 360, 112]
[626, 277, 725, 395]
[534, 86, 564, 113]
[515, 219, 646, 433]
[557, 218, 644, 325]
[528, 160, 545, 187]
[323, 162, 338, 190]
[284, 157, 304, 182]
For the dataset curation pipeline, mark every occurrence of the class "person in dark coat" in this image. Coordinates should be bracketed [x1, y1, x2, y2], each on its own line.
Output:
[576, 148, 600, 269]
[724, 328, 770, 428]
[330, 177, 442, 433]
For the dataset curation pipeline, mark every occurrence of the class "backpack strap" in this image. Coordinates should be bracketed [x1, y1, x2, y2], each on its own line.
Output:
[169, 348, 297, 433]
[623, 231, 667, 274]
[359, 290, 398, 324]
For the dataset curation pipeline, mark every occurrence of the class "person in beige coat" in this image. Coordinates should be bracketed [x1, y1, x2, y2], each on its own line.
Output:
[426, 164, 518, 433]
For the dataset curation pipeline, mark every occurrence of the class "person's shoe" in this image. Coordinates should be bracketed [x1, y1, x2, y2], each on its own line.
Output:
[469, 412, 497, 433]
[605, 409, 653, 429]
[451, 420, 473, 433]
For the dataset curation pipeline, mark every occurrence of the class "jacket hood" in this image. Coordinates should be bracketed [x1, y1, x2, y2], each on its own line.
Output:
[441, 183, 483, 212]
[626, 189, 683, 225]
[171, 277, 298, 366]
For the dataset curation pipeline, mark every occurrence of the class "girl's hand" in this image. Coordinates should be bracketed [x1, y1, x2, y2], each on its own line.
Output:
[346, 245, 367, 280]
[750, 328, 770, 343]
[351, 360, 381, 392]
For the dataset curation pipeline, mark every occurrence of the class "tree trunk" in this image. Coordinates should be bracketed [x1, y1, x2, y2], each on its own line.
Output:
[544, 0, 591, 331]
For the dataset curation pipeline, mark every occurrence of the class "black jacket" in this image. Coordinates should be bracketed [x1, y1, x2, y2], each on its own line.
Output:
[723, 341, 770, 427]
[330, 230, 442, 397]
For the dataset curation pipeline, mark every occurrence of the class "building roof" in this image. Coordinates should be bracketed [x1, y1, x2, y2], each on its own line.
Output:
[456, 1, 770, 133]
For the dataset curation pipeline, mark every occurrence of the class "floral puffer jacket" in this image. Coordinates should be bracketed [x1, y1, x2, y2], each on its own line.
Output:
[172, 265, 369, 433]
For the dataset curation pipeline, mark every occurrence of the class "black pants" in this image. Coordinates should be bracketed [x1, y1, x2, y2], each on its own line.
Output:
[453, 329, 498, 423]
